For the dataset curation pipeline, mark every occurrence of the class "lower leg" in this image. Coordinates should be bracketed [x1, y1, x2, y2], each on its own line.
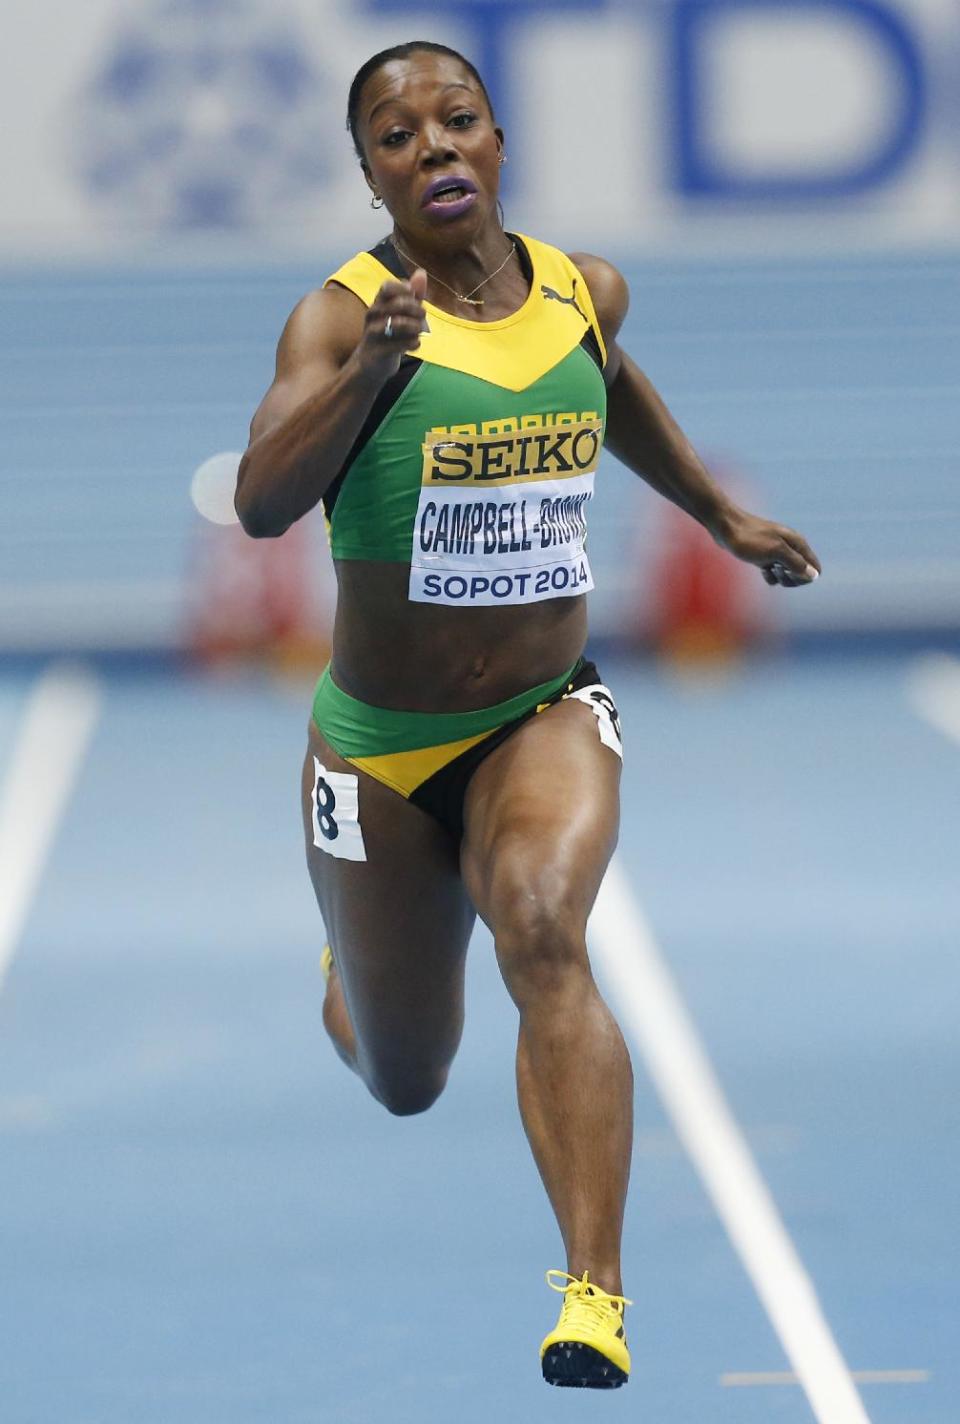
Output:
[513, 963, 633, 1296]
[322, 962, 453, 1115]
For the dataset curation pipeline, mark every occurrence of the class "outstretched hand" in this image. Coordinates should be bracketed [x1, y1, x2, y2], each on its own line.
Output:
[718, 509, 821, 588]
[358, 268, 429, 380]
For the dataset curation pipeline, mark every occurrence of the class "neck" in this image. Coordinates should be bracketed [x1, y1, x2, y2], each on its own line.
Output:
[391, 223, 512, 285]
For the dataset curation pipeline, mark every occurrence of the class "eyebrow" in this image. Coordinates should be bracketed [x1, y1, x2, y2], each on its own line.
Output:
[367, 82, 476, 124]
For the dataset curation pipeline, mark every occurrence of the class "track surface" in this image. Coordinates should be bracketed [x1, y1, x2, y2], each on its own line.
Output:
[0, 653, 957, 1422]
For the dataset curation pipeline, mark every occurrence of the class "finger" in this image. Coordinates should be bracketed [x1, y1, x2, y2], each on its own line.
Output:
[372, 319, 423, 351]
[769, 560, 811, 589]
[368, 305, 423, 334]
[378, 331, 422, 351]
[371, 293, 426, 321]
[371, 301, 428, 340]
[765, 553, 791, 583]
[378, 273, 427, 313]
[772, 539, 818, 583]
[377, 279, 418, 300]
[783, 531, 821, 578]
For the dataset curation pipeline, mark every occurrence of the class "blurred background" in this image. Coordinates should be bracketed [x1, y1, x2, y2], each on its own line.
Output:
[2, 0, 958, 658]
[1, 2, 958, 1421]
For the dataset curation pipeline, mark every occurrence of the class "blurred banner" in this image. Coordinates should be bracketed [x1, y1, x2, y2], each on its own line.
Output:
[2, 0, 959, 258]
[2, 0, 957, 658]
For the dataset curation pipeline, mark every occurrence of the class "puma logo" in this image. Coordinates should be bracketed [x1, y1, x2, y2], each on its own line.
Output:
[540, 279, 587, 323]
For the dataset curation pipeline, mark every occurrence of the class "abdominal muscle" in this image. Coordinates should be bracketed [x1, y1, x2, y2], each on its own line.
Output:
[329, 559, 588, 712]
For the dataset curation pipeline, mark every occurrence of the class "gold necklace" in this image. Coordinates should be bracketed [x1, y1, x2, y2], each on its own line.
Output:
[391, 234, 517, 307]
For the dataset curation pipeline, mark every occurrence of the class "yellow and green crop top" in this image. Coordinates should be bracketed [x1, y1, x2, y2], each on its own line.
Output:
[323, 232, 608, 609]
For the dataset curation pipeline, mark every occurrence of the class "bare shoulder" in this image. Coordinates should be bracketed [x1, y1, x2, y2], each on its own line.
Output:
[273, 282, 365, 379]
[567, 252, 630, 338]
[247, 283, 365, 443]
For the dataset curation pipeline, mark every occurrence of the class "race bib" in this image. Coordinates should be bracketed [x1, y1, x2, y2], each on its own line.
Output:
[310, 759, 367, 862]
[409, 412, 602, 607]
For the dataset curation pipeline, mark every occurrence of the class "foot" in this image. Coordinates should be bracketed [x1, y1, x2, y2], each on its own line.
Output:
[540, 1270, 631, 1389]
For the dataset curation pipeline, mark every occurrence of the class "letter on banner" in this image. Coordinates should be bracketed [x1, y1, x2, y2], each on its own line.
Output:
[671, 0, 925, 200]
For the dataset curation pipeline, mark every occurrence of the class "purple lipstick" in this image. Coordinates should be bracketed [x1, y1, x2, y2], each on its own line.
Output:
[420, 174, 478, 220]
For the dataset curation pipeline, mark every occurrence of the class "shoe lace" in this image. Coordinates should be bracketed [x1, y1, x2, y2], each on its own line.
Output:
[546, 1269, 633, 1332]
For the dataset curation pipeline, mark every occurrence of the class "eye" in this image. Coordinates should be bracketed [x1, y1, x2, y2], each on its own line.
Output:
[382, 129, 410, 146]
[449, 111, 477, 128]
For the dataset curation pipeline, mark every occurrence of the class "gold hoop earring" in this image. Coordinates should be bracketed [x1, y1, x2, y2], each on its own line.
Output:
[370, 193, 384, 209]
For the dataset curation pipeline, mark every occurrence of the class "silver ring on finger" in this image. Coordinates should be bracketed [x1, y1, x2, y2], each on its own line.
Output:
[384, 315, 393, 338]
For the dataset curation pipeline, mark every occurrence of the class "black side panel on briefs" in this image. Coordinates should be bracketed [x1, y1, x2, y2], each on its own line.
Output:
[321, 355, 421, 522]
[410, 659, 598, 842]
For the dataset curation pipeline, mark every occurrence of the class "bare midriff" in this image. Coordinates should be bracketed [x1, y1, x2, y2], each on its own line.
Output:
[330, 560, 587, 712]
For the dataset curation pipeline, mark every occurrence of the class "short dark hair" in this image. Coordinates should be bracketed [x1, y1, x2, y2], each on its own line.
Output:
[346, 42, 495, 166]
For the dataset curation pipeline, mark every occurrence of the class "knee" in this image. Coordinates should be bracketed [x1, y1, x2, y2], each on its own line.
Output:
[492, 871, 591, 1006]
[366, 1063, 449, 1117]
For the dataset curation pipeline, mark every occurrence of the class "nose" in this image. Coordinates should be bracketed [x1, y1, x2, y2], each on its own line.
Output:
[418, 120, 459, 166]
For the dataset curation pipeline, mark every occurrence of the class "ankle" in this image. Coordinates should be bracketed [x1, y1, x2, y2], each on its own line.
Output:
[568, 1263, 624, 1298]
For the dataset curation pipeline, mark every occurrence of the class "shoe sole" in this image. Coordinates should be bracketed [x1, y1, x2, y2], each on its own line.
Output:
[541, 1341, 628, 1389]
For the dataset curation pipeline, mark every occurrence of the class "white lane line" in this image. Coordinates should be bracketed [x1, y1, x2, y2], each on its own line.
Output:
[722, 1370, 929, 1387]
[0, 665, 101, 996]
[906, 652, 960, 746]
[589, 857, 871, 1424]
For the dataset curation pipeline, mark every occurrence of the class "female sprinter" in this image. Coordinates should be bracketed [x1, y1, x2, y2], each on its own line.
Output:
[234, 40, 821, 1390]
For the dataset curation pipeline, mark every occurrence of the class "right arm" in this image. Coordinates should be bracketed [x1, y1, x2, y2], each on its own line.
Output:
[235, 270, 427, 538]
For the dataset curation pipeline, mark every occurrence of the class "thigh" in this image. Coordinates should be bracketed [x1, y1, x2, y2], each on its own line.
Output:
[302, 721, 476, 1076]
[460, 696, 621, 948]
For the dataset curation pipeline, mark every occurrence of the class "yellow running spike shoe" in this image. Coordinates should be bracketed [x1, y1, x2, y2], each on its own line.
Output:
[540, 1270, 632, 1388]
[320, 944, 334, 983]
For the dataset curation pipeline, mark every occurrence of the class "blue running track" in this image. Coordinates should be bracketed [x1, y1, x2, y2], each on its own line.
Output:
[1, 652, 957, 1422]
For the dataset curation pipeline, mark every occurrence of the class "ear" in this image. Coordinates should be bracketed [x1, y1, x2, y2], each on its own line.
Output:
[494, 126, 506, 155]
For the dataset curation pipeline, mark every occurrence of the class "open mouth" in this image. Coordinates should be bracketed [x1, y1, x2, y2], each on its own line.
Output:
[422, 177, 477, 207]
[432, 184, 469, 203]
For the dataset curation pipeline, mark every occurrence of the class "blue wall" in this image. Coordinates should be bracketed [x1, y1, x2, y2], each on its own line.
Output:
[2, 249, 957, 651]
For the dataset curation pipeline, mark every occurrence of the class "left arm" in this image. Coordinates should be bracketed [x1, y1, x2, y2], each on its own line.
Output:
[569, 252, 821, 587]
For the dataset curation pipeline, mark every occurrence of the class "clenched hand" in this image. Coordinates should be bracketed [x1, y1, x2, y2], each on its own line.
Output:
[717, 509, 822, 588]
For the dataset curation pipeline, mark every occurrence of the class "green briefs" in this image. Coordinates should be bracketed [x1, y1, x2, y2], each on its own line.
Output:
[311, 658, 592, 839]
